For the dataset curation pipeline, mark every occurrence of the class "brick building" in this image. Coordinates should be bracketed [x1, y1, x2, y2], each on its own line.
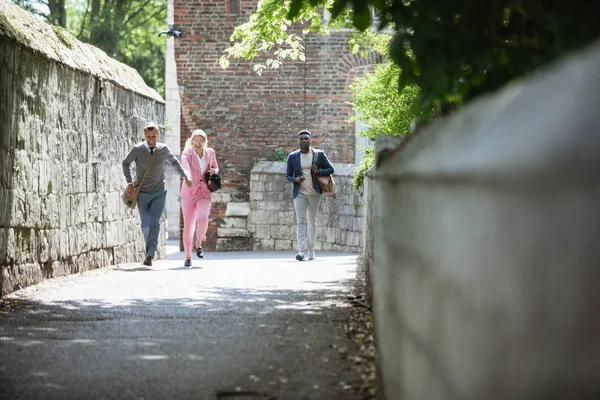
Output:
[170, 0, 377, 250]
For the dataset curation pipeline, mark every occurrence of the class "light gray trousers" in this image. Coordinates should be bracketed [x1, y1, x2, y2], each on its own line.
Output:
[293, 193, 321, 253]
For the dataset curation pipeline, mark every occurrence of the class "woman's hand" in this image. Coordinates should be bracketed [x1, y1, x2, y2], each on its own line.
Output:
[185, 178, 193, 188]
[209, 168, 217, 175]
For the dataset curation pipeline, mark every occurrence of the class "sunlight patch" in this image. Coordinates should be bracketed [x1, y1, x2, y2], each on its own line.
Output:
[134, 354, 170, 360]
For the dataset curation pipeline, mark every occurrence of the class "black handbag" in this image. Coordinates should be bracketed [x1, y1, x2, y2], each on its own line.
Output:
[204, 171, 221, 192]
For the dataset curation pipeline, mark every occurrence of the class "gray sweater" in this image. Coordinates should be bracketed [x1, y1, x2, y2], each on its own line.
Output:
[122, 142, 188, 193]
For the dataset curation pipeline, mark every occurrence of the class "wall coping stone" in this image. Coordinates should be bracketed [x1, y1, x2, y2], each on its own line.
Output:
[253, 161, 356, 177]
[0, 1, 164, 103]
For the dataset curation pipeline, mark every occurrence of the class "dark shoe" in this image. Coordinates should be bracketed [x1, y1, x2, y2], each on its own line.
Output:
[184, 259, 192, 267]
[143, 256, 153, 266]
[196, 247, 204, 259]
[295, 252, 305, 261]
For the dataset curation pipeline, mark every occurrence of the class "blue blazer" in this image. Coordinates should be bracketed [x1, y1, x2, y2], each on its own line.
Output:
[286, 148, 335, 199]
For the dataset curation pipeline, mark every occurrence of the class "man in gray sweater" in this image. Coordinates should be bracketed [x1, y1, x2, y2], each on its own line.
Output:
[122, 122, 192, 266]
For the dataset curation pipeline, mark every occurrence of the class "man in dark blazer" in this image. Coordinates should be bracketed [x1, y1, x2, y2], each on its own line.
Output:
[285, 129, 334, 261]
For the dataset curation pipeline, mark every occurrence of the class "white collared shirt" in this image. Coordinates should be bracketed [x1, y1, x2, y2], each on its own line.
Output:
[195, 151, 207, 175]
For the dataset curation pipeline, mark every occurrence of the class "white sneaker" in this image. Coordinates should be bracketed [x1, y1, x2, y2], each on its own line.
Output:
[295, 252, 305, 261]
[307, 250, 316, 260]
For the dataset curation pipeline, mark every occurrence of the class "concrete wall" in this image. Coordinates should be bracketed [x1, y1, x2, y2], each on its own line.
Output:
[0, 2, 165, 296]
[372, 39, 600, 399]
[361, 168, 374, 305]
[246, 161, 363, 253]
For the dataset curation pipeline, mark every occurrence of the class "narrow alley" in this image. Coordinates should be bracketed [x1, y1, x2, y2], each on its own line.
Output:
[0, 243, 372, 400]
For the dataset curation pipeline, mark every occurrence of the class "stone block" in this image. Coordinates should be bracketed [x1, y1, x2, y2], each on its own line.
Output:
[225, 202, 250, 217]
[249, 181, 263, 192]
[249, 210, 276, 225]
[254, 239, 275, 251]
[320, 241, 333, 251]
[38, 229, 50, 263]
[216, 236, 252, 251]
[274, 239, 292, 251]
[58, 195, 69, 229]
[0, 189, 9, 226]
[221, 216, 248, 229]
[278, 211, 296, 222]
[254, 224, 271, 239]
[217, 228, 250, 238]
[250, 191, 264, 201]
[212, 191, 231, 203]
[270, 225, 292, 240]
[0, 229, 7, 264]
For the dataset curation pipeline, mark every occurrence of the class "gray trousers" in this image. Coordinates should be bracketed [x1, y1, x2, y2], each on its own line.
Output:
[293, 193, 321, 253]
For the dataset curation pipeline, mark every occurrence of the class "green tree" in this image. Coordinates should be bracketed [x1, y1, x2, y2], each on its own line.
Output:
[223, 0, 600, 116]
[349, 60, 421, 190]
[13, 0, 167, 96]
[350, 63, 418, 140]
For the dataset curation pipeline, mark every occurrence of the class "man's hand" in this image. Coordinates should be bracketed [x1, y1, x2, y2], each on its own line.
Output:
[294, 176, 305, 183]
[125, 183, 134, 196]
[185, 178, 193, 188]
[311, 165, 319, 175]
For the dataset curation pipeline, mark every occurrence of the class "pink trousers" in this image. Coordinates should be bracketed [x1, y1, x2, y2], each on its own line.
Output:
[181, 196, 212, 258]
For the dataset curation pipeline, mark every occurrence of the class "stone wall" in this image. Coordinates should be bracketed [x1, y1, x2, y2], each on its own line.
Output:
[372, 39, 600, 399]
[247, 161, 362, 253]
[0, 2, 165, 296]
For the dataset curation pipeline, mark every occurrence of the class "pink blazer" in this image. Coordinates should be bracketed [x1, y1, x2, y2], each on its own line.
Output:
[180, 147, 219, 200]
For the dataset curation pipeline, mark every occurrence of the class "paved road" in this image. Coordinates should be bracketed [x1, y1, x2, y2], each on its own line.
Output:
[0, 245, 364, 400]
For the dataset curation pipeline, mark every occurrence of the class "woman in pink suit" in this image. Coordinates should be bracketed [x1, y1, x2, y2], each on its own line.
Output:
[180, 129, 219, 267]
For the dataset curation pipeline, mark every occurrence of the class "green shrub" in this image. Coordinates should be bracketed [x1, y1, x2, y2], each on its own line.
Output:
[353, 145, 375, 191]
[266, 147, 288, 162]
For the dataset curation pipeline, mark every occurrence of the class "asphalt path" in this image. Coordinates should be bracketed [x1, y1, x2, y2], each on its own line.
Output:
[0, 244, 364, 400]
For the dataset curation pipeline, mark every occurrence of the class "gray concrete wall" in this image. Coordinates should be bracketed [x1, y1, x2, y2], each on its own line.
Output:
[248, 161, 363, 253]
[0, 2, 166, 296]
[372, 39, 600, 399]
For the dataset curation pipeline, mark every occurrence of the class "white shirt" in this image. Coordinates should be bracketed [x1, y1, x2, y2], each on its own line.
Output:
[299, 148, 317, 195]
[195, 151, 207, 175]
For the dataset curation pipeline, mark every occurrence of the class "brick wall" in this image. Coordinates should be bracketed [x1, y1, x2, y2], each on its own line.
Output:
[174, 0, 376, 249]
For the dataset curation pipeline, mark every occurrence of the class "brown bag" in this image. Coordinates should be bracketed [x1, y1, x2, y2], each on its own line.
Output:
[121, 186, 141, 209]
[312, 150, 336, 196]
[122, 149, 157, 208]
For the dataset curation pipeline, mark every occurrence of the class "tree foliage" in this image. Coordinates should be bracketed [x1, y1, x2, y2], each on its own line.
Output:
[224, 0, 600, 116]
[13, 0, 167, 96]
[349, 62, 418, 140]
[349, 57, 421, 190]
[352, 144, 374, 191]
[220, 0, 380, 75]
